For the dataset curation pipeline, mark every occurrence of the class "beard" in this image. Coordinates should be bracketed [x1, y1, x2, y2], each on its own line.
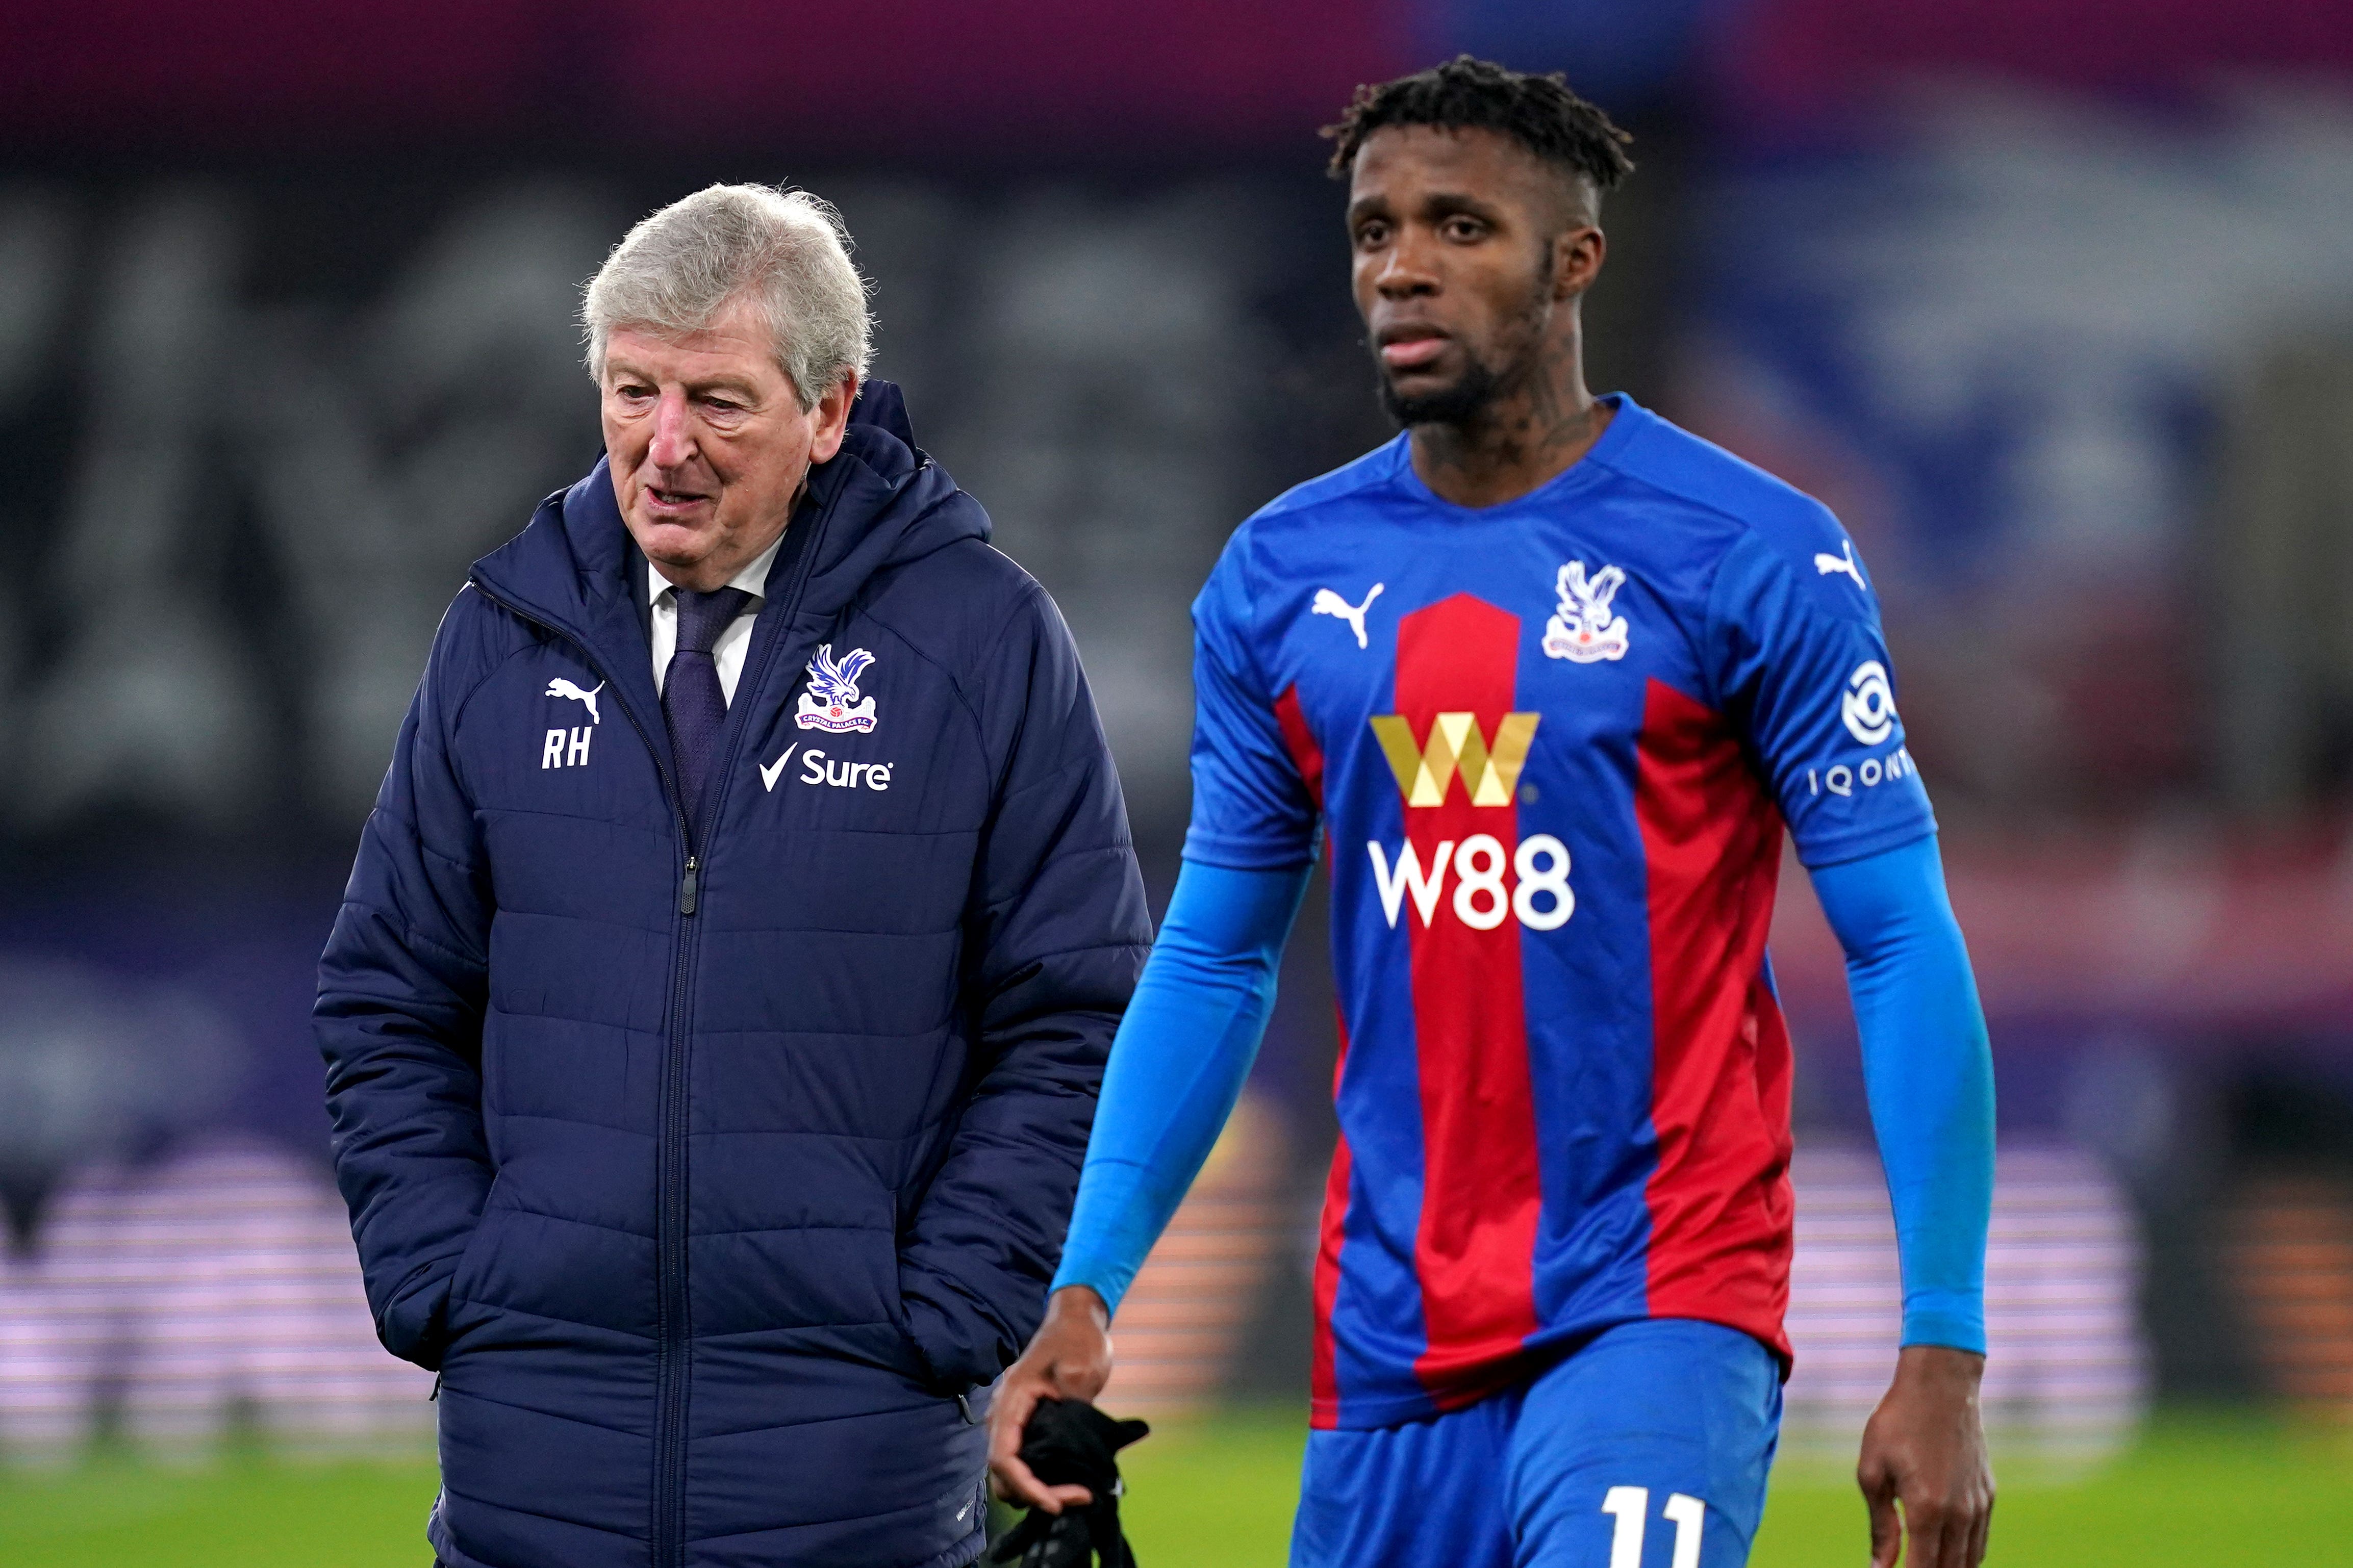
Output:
[1373, 262, 1556, 430]
[1378, 354, 1504, 428]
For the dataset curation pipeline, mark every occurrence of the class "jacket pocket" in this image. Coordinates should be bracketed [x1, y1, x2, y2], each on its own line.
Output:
[882, 1192, 940, 1385]
[448, 1176, 505, 1305]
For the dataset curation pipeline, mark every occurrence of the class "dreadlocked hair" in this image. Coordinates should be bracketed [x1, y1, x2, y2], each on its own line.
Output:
[1322, 56, 1635, 195]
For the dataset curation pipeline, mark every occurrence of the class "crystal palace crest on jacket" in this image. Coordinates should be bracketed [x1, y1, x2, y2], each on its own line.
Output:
[1541, 560, 1631, 663]
[795, 644, 879, 732]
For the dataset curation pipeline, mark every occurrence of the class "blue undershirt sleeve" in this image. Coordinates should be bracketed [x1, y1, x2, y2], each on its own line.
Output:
[1808, 834, 1996, 1355]
[1050, 858, 1313, 1316]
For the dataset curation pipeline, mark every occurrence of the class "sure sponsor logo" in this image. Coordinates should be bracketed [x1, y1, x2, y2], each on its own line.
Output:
[799, 748, 893, 791]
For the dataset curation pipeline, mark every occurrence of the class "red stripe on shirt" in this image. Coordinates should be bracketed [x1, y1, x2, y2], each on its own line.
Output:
[1273, 684, 1325, 809]
[1276, 685, 1352, 1427]
[1634, 677, 1795, 1365]
[1394, 593, 1543, 1406]
[1309, 1007, 1352, 1430]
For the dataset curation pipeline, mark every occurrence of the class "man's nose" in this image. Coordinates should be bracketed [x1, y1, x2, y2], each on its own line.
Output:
[1374, 244, 1440, 298]
[648, 389, 696, 468]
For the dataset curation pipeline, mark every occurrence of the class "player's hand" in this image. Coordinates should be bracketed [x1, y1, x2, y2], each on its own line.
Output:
[1857, 1345, 1994, 1568]
[988, 1285, 1116, 1515]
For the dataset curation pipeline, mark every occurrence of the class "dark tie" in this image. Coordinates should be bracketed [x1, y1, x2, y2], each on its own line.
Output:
[663, 586, 752, 837]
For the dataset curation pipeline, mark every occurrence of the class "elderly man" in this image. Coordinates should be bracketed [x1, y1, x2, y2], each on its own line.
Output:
[318, 184, 1150, 1568]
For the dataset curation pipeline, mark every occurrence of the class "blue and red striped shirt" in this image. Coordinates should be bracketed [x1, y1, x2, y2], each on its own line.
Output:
[1184, 397, 1935, 1429]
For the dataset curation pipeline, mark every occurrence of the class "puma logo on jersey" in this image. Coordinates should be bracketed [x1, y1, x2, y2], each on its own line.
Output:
[545, 678, 602, 725]
[1310, 583, 1383, 649]
[1814, 541, 1867, 592]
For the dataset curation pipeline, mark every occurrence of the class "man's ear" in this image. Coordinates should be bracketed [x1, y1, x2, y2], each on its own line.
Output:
[808, 372, 861, 462]
[1552, 224, 1606, 302]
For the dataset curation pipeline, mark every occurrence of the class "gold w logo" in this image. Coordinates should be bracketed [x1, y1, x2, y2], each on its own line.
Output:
[1369, 712, 1540, 807]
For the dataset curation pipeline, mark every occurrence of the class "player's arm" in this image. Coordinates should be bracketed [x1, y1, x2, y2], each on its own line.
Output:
[1810, 837, 1996, 1568]
[988, 857, 1311, 1512]
[1708, 519, 1994, 1568]
[990, 537, 1319, 1513]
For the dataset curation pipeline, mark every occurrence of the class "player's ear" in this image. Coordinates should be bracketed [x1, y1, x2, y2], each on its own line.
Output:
[1553, 224, 1605, 301]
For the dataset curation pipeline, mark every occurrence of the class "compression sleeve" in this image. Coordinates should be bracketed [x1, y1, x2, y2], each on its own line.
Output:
[1050, 858, 1313, 1315]
[1809, 834, 1996, 1355]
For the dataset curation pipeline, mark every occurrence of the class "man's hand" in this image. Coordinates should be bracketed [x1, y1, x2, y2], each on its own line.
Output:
[1858, 1345, 1994, 1568]
[989, 1286, 1116, 1514]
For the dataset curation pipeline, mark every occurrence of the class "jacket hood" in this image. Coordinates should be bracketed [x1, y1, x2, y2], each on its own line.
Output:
[469, 379, 989, 642]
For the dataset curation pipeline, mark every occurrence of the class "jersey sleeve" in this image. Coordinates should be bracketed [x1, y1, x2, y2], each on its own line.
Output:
[1706, 524, 1936, 868]
[1179, 537, 1322, 871]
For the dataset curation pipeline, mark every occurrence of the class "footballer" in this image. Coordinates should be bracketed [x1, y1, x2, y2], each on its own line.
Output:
[992, 57, 1997, 1568]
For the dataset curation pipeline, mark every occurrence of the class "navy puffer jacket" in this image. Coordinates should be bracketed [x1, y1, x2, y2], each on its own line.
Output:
[318, 395, 1151, 1568]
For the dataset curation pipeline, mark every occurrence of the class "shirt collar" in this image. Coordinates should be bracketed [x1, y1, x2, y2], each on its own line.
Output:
[648, 530, 785, 607]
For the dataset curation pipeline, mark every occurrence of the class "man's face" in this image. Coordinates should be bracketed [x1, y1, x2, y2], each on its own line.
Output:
[600, 295, 854, 592]
[1347, 125, 1598, 426]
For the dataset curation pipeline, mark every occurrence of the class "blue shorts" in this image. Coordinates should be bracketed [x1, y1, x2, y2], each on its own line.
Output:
[1289, 1319, 1782, 1568]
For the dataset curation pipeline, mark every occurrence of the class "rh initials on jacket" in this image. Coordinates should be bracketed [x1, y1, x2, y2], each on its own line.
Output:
[317, 406, 1151, 1568]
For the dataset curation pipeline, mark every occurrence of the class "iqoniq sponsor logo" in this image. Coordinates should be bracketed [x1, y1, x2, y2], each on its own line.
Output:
[1841, 660, 1896, 746]
[1805, 659, 1914, 800]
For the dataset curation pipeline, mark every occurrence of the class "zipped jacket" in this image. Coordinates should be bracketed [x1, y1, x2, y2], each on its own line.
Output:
[317, 393, 1151, 1568]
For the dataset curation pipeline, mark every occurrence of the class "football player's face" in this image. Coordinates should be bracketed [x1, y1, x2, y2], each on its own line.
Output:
[1346, 126, 1602, 425]
[600, 296, 854, 593]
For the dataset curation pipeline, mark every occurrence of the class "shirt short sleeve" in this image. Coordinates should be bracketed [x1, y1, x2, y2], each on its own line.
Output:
[1180, 539, 1322, 871]
[1707, 524, 1936, 869]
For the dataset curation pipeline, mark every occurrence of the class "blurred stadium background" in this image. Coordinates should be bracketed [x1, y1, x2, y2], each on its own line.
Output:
[5, 0, 2353, 1560]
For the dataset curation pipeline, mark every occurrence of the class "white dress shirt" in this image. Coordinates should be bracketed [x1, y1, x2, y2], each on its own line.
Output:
[648, 533, 783, 706]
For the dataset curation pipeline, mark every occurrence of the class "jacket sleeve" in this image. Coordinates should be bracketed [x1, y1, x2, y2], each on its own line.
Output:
[315, 594, 499, 1370]
[898, 581, 1153, 1391]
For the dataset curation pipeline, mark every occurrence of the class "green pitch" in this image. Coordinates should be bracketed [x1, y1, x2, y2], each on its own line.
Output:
[2, 1409, 2345, 1566]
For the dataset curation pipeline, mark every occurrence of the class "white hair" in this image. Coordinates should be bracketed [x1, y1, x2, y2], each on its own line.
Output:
[581, 183, 873, 412]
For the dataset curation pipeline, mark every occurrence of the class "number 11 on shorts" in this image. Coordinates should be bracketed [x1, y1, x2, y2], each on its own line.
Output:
[1602, 1486, 1706, 1568]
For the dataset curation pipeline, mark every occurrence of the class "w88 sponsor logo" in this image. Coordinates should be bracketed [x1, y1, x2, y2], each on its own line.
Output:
[1365, 834, 1574, 932]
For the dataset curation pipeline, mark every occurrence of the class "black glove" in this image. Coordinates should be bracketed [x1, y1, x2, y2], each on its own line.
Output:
[990, 1398, 1150, 1568]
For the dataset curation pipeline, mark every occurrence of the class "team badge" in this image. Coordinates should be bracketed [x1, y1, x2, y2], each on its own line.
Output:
[1541, 561, 1630, 663]
[795, 644, 879, 733]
